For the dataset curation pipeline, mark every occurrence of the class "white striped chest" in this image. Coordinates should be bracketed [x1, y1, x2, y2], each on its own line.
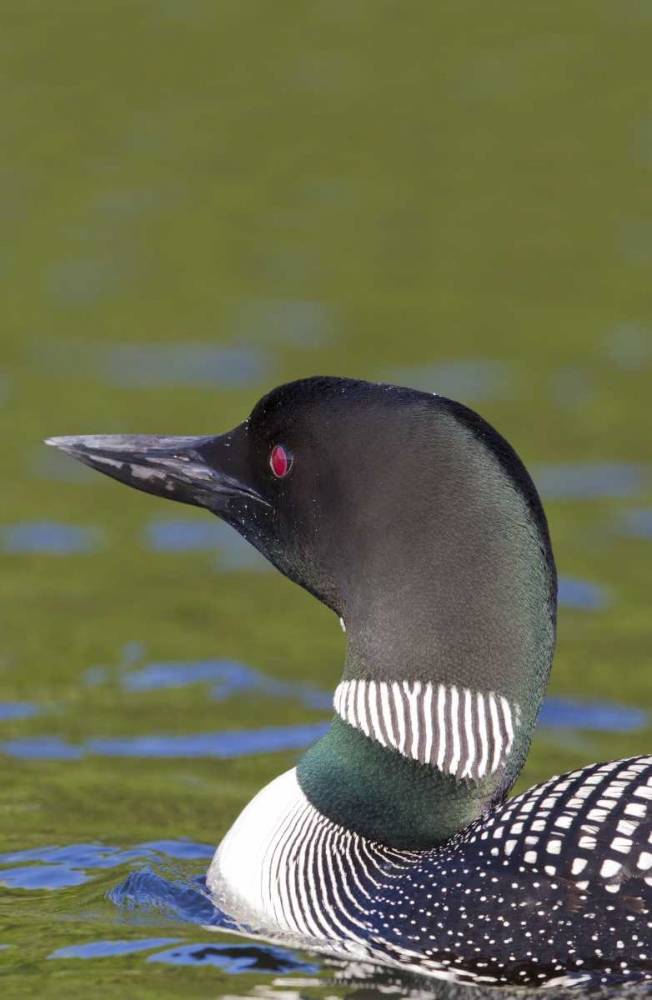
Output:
[206, 767, 413, 951]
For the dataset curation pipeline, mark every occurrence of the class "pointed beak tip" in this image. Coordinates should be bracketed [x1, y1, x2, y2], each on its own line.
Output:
[39, 431, 265, 511]
[43, 436, 83, 455]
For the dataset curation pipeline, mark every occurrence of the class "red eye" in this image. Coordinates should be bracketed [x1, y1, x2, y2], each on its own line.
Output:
[270, 444, 292, 478]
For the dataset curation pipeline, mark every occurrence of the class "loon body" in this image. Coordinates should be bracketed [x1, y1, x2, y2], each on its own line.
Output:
[211, 759, 652, 988]
[47, 375, 652, 989]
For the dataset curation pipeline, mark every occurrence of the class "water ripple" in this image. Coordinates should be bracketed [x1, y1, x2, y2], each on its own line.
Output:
[34, 340, 273, 390]
[0, 702, 40, 721]
[145, 517, 270, 571]
[103, 343, 271, 389]
[232, 297, 335, 349]
[121, 658, 333, 709]
[540, 697, 647, 732]
[0, 864, 90, 889]
[0, 723, 331, 761]
[146, 941, 319, 971]
[0, 839, 214, 894]
[1, 521, 103, 555]
[50, 938, 181, 959]
[85, 724, 331, 759]
[558, 576, 611, 611]
[618, 507, 652, 539]
[533, 462, 647, 500]
[380, 359, 512, 402]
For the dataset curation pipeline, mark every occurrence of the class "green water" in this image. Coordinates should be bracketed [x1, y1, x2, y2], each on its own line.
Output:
[0, 2, 651, 996]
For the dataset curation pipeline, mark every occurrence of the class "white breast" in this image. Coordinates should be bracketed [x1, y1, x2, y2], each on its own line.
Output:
[207, 766, 393, 959]
[207, 768, 310, 931]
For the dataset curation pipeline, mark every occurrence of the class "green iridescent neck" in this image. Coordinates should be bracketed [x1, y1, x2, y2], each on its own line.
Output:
[297, 716, 520, 849]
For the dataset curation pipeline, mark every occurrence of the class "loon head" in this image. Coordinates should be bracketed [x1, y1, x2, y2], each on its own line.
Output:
[47, 375, 557, 849]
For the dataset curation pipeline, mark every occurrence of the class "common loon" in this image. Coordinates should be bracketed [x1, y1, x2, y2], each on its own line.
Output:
[47, 376, 651, 989]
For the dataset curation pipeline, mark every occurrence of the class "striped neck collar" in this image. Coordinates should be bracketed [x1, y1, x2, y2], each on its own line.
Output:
[334, 678, 520, 781]
[297, 677, 529, 849]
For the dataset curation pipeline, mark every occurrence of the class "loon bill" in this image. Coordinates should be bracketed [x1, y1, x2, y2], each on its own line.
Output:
[47, 375, 652, 989]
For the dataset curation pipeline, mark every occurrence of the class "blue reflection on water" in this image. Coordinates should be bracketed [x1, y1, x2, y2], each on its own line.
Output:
[51, 938, 180, 959]
[122, 658, 332, 710]
[86, 723, 331, 759]
[103, 343, 271, 389]
[83, 667, 109, 688]
[140, 840, 214, 860]
[618, 507, 652, 539]
[1, 521, 102, 555]
[382, 359, 512, 402]
[145, 519, 227, 553]
[603, 323, 652, 370]
[109, 869, 318, 975]
[540, 697, 647, 732]
[121, 641, 147, 667]
[0, 737, 85, 760]
[0, 835, 313, 977]
[0, 864, 89, 889]
[123, 659, 253, 693]
[533, 462, 646, 500]
[0, 723, 331, 762]
[50, 926, 317, 973]
[232, 297, 335, 349]
[145, 517, 270, 571]
[0, 839, 214, 894]
[146, 941, 319, 972]
[111, 867, 221, 923]
[0, 840, 213, 869]
[558, 576, 611, 611]
[0, 702, 40, 721]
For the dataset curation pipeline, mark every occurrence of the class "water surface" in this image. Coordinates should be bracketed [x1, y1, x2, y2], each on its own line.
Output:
[1, 3, 651, 998]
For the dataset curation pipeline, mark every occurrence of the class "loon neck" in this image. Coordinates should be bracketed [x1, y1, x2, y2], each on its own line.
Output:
[297, 715, 516, 850]
[297, 446, 555, 846]
[299, 397, 555, 849]
[298, 568, 554, 846]
[298, 614, 552, 848]
[297, 661, 529, 848]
